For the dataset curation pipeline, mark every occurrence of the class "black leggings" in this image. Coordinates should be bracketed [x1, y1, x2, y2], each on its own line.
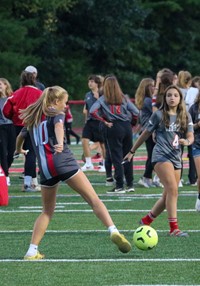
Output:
[0, 124, 16, 176]
[15, 126, 37, 178]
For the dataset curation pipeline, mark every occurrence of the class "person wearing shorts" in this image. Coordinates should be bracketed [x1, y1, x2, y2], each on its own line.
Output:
[124, 85, 194, 237]
[16, 86, 132, 260]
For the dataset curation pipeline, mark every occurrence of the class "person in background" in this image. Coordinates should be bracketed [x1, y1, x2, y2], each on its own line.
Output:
[191, 76, 200, 90]
[151, 68, 176, 187]
[25, 65, 45, 91]
[3, 71, 42, 192]
[124, 85, 194, 236]
[81, 75, 106, 172]
[15, 86, 131, 260]
[152, 68, 174, 112]
[135, 78, 156, 188]
[177, 70, 198, 186]
[90, 75, 139, 193]
[65, 104, 80, 145]
[188, 89, 200, 211]
[0, 78, 15, 186]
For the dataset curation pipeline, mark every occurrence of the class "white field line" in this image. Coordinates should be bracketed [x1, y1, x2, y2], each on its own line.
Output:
[0, 229, 199, 233]
[9, 192, 197, 199]
[0, 258, 200, 263]
[0, 209, 197, 213]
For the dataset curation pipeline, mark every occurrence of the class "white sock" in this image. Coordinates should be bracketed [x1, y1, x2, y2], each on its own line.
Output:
[108, 225, 119, 234]
[32, 177, 38, 186]
[24, 176, 32, 186]
[26, 244, 38, 256]
[85, 157, 92, 165]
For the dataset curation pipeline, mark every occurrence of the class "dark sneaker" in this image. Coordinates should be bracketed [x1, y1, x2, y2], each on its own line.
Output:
[22, 185, 38, 192]
[106, 177, 115, 186]
[169, 229, 189, 237]
[107, 187, 126, 194]
[126, 186, 135, 192]
[19, 172, 25, 179]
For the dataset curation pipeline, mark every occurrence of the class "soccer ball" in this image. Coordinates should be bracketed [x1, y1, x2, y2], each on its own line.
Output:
[133, 225, 158, 250]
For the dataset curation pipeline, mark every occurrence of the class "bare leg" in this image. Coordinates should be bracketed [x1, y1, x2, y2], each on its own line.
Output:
[30, 185, 58, 245]
[154, 162, 180, 218]
[82, 138, 91, 157]
[99, 142, 106, 160]
[67, 170, 114, 227]
[67, 170, 132, 253]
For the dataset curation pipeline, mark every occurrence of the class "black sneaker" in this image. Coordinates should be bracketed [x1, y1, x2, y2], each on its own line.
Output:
[107, 187, 126, 194]
[126, 186, 135, 192]
[19, 172, 25, 179]
[105, 177, 114, 186]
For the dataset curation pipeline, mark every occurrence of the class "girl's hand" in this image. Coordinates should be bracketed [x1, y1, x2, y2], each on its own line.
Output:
[179, 138, 190, 146]
[13, 149, 29, 159]
[105, 121, 113, 128]
[54, 144, 64, 154]
[123, 151, 135, 162]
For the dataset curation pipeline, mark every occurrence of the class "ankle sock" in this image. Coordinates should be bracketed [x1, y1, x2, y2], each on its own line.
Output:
[108, 225, 119, 234]
[26, 244, 38, 256]
[141, 211, 156, 225]
[168, 217, 179, 233]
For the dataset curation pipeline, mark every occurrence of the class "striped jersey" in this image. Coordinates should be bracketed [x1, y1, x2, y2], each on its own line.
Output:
[23, 113, 79, 182]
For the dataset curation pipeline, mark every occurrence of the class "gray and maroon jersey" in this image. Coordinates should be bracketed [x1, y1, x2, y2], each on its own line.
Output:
[139, 97, 152, 131]
[146, 110, 193, 168]
[189, 103, 200, 149]
[89, 95, 139, 122]
[23, 114, 79, 182]
[84, 91, 99, 121]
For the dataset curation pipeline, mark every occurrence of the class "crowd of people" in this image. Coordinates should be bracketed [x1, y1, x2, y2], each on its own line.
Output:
[0, 66, 200, 258]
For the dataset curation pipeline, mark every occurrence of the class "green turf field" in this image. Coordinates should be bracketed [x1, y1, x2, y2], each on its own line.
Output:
[0, 142, 199, 286]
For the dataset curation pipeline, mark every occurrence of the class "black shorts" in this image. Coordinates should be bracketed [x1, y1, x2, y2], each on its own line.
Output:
[82, 120, 104, 143]
[41, 169, 79, 187]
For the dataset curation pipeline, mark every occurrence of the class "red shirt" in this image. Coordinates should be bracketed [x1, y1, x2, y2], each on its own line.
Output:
[65, 105, 73, 123]
[3, 86, 42, 126]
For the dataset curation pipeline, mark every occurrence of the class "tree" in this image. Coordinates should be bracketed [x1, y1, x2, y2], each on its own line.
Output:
[141, 0, 200, 75]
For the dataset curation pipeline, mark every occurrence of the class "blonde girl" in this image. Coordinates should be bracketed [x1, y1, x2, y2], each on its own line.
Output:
[16, 86, 131, 259]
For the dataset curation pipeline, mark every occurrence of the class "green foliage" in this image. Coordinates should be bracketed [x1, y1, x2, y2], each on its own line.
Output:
[0, 0, 200, 95]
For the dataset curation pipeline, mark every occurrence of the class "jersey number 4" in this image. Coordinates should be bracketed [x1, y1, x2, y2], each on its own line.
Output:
[172, 134, 179, 149]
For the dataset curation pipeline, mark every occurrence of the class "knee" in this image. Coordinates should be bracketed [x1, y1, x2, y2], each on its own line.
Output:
[43, 209, 54, 220]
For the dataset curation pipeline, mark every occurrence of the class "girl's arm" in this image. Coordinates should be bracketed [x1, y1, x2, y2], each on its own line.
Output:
[83, 104, 88, 122]
[124, 129, 152, 161]
[54, 121, 64, 153]
[15, 129, 29, 156]
[179, 131, 194, 146]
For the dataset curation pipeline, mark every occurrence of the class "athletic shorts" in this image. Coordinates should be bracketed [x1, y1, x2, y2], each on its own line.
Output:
[192, 147, 200, 158]
[152, 160, 181, 170]
[82, 120, 104, 143]
[41, 169, 79, 187]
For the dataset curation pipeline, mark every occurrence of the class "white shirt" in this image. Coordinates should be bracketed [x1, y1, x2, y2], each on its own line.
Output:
[184, 87, 199, 111]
